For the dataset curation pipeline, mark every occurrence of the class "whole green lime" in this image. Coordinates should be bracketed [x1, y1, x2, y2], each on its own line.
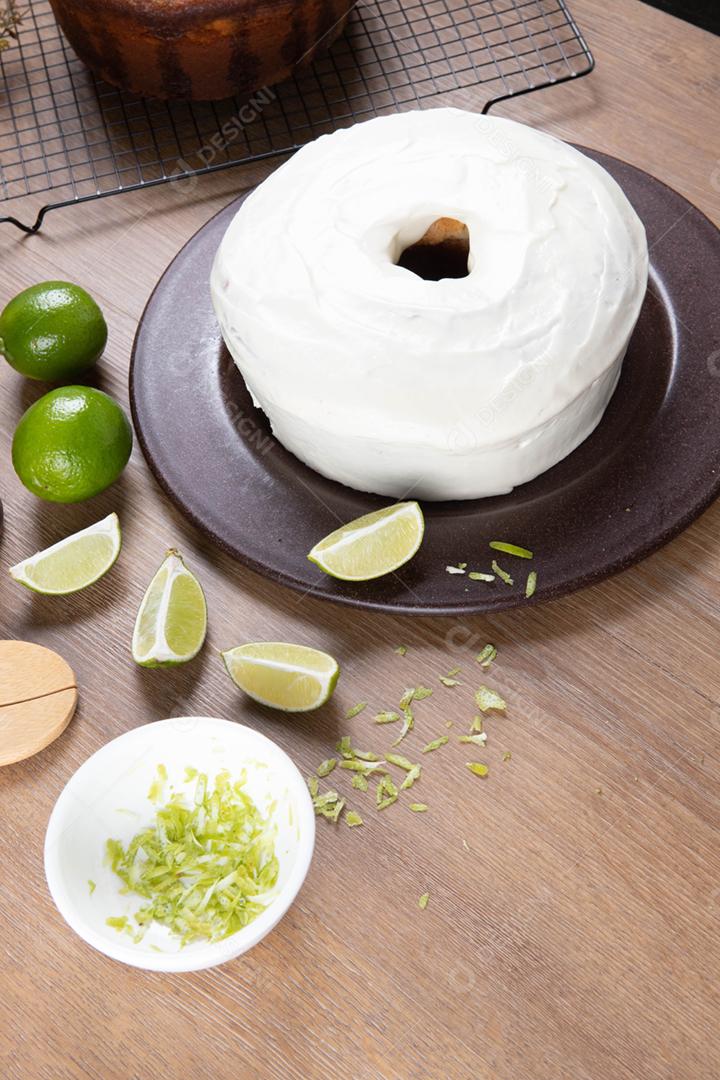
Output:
[12, 386, 133, 503]
[0, 281, 107, 381]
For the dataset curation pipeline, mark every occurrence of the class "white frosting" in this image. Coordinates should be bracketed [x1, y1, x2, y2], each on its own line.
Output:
[211, 108, 648, 500]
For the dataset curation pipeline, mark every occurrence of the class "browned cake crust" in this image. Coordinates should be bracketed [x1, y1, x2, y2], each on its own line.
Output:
[49, 0, 353, 100]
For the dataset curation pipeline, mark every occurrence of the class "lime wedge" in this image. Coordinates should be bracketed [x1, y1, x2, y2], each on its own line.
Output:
[221, 642, 339, 712]
[132, 549, 207, 667]
[9, 512, 121, 594]
[307, 501, 424, 581]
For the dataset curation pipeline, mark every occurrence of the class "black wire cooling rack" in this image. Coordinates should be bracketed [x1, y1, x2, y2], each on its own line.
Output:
[0, 0, 593, 234]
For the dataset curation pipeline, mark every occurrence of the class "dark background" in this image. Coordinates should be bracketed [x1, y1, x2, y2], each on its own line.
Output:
[642, 0, 720, 34]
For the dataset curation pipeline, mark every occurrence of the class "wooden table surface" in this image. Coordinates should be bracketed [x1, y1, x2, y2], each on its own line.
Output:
[1, 2, 719, 1077]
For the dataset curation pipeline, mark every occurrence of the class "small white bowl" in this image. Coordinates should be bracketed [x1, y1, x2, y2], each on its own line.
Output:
[44, 717, 315, 972]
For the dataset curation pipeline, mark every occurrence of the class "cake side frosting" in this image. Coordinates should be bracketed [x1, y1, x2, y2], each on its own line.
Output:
[211, 108, 648, 500]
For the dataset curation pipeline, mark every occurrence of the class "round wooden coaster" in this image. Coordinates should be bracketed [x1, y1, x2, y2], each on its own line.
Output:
[0, 640, 78, 766]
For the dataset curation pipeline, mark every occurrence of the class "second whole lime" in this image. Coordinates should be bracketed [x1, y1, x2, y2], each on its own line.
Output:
[12, 386, 133, 503]
[0, 281, 107, 381]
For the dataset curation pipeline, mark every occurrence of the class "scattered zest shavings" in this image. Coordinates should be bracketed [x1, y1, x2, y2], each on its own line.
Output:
[307, 776, 319, 798]
[422, 736, 449, 754]
[336, 736, 354, 759]
[345, 811, 363, 827]
[339, 758, 386, 774]
[394, 645, 408, 656]
[351, 772, 369, 791]
[317, 758, 337, 778]
[400, 764, 421, 791]
[345, 702, 367, 720]
[88, 879, 96, 895]
[476, 644, 497, 668]
[439, 668, 461, 687]
[466, 762, 489, 778]
[468, 572, 495, 582]
[385, 752, 414, 771]
[401, 686, 433, 704]
[502, 751, 512, 762]
[525, 570, 537, 598]
[313, 790, 346, 822]
[147, 763, 167, 804]
[375, 711, 400, 724]
[418, 892, 430, 910]
[105, 768, 279, 945]
[470, 716, 484, 734]
[459, 733, 487, 745]
[491, 560, 513, 586]
[409, 803, 428, 813]
[475, 686, 507, 713]
[489, 540, 533, 559]
[446, 564, 466, 575]
[393, 707, 414, 747]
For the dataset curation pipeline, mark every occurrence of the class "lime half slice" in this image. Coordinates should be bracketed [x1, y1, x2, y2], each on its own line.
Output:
[132, 549, 207, 667]
[9, 512, 121, 594]
[307, 501, 424, 581]
[221, 642, 339, 712]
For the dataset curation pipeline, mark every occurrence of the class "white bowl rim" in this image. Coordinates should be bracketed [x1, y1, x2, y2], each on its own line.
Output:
[44, 716, 316, 973]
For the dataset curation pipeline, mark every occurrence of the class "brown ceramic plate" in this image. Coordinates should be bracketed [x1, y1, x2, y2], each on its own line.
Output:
[130, 149, 720, 616]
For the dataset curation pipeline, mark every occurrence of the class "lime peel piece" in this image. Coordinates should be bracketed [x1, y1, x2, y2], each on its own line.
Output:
[489, 540, 534, 559]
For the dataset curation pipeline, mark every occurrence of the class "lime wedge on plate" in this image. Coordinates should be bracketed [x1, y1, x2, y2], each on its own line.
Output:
[307, 501, 424, 581]
[221, 642, 339, 712]
[132, 549, 207, 667]
[9, 512, 121, 594]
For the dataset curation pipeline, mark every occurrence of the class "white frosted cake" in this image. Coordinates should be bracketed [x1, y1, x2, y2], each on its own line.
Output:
[211, 108, 648, 500]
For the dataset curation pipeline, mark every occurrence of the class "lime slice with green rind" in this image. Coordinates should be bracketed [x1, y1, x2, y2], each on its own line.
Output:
[221, 642, 339, 712]
[9, 512, 121, 595]
[307, 501, 424, 581]
[132, 550, 207, 667]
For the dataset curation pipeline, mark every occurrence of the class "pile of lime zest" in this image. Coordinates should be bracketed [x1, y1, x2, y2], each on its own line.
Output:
[345, 811, 363, 827]
[476, 644, 497, 668]
[316, 758, 337, 778]
[394, 645, 408, 656]
[502, 751, 512, 762]
[475, 686, 507, 713]
[385, 752, 414, 771]
[422, 736, 449, 754]
[525, 570, 538, 598]
[374, 711, 400, 724]
[105, 768, 278, 946]
[468, 571, 495, 582]
[445, 563, 467, 575]
[409, 803, 428, 813]
[466, 762, 489, 778]
[345, 701, 368, 720]
[399, 764, 421, 791]
[459, 733, 487, 745]
[491, 560, 513, 586]
[489, 540, 534, 559]
[351, 773, 369, 791]
[418, 892, 430, 910]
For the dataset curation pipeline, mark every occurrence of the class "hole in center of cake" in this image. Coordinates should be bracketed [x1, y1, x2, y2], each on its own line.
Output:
[396, 217, 470, 281]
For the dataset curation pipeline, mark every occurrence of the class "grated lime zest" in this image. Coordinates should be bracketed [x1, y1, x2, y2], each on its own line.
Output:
[106, 768, 278, 945]
[491, 560, 514, 586]
[475, 686, 507, 713]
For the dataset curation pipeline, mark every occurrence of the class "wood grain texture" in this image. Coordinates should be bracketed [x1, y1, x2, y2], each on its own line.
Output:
[0, 2, 718, 1079]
